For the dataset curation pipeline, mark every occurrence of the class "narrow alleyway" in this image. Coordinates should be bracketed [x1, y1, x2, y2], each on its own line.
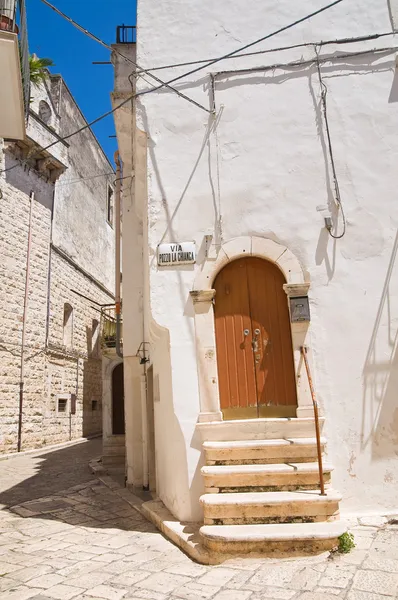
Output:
[0, 439, 398, 600]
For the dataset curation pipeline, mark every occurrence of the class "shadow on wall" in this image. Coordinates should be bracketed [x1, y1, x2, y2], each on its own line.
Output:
[361, 230, 398, 460]
[151, 319, 204, 522]
[137, 107, 219, 519]
[4, 152, 54, 210]
[81, 356, 102, 438]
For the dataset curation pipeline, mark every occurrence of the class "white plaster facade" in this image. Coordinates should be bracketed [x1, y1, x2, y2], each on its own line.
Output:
[114, 0, 398, 522]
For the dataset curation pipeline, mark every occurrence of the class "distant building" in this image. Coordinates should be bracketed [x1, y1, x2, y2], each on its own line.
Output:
[0, 72, 115, 453]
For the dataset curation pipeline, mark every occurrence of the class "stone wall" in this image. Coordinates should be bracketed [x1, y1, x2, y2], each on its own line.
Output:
[0, 73, 115, 454]
[0, 175, 51, 452]
[0, 172, 113, 452]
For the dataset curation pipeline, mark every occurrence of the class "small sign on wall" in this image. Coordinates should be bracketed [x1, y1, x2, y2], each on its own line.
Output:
[157, 241, 196, 266]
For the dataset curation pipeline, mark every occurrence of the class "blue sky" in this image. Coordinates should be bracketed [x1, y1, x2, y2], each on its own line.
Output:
[27, 0, 137, 165]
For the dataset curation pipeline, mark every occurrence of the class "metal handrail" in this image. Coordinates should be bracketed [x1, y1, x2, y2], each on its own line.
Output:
[300, 346, 326, 495]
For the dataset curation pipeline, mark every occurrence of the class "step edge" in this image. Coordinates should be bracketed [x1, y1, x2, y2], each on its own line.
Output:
[199, 490, 342, 505]
[201, 462, 334, 475]
[200, 521, 347, 542]
[203, 438, 327, 449]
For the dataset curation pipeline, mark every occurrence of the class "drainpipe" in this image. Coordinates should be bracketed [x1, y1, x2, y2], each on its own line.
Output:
[141, 371, 149, 490]
[18, 190, 34, 452]
[45, 188, 55, 348]
[114, 150, 123, 358]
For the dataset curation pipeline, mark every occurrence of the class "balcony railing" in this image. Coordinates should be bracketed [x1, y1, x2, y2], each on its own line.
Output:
[101, 305, 123, 350]
[0, 0, 17, 32]
[116, 25, 136, 44]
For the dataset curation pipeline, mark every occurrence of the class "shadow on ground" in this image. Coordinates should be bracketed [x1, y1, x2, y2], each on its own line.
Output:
[0, 438, 101, 508]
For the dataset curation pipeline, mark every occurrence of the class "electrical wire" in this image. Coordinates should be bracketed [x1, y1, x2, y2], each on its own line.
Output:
[39, 0, 210, 114]
[57, 171, 114, 185]
[0, 0, 213, 176]
[213, 45, 398, 78]
[1, 0, 345, 177]
[135, 0, 345, 98]
[0, 94, 134, 175]
[137, 31, 397, 73]
[315, 48, 346, 239]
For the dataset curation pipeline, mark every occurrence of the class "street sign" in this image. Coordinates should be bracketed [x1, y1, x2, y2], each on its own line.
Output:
[157, 241, 196, 266]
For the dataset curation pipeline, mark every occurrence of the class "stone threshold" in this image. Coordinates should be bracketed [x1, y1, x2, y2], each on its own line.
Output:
[0, 433, 102, 462]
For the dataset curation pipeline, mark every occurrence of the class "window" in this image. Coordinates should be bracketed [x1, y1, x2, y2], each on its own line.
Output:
[91, 399, 98, 411]
[56, 394, 70, 415]
[38, 100, 52, 125]
[107, 185, 114, 227]
[58, 398, 68, 412]
[63, 303, 73, 348]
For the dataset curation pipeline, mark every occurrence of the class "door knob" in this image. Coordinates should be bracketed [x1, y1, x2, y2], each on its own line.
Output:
[243, 329, 250, 336]
[254, 328, 260, 335]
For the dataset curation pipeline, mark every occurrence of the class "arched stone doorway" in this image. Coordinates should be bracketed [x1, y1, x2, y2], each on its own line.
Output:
[112, 363, 125, 435]
[190, 236, 314, 423]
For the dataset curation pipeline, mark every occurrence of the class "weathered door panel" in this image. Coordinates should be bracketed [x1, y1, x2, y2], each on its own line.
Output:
[214, 259, 257, 417]
[246, 258, 297, 417]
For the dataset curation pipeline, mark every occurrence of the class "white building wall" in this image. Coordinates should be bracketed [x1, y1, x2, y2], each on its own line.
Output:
[130, 0, 398, 519]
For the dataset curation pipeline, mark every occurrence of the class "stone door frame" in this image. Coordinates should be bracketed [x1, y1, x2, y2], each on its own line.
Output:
[190, 236, 315, 423]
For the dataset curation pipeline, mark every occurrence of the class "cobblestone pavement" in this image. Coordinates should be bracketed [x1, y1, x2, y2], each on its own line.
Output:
[1, 440, 398, 600]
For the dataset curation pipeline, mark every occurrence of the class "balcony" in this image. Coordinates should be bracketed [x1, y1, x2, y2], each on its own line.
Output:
[0, 0, 29, 140]
[101, 305, 123, 351]
[0, 30, 25, 139]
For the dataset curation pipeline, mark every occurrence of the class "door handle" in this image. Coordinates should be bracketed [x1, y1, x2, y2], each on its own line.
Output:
[252, 329, 260, 352]
[243, 329, 250, 336]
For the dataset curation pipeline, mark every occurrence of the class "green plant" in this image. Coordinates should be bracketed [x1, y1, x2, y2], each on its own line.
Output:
[338, 532, 355, 553]
[29, 55, 54, 85]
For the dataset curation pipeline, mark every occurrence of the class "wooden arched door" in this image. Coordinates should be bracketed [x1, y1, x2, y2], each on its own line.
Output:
[213, 257, 297, 419]
[112, 363, 125, 434]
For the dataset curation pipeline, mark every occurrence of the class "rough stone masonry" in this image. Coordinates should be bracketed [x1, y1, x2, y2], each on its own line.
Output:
[0, 73, 115, 453]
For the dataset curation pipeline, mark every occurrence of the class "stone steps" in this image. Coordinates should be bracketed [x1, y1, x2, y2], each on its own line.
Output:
[200, 521, 347, 553]
[200, 489, 341, 525]
[102, 435, 126, 465]
[103, 445, 126, 456]
[198, 417, 343, 555]
[104, 434, 125, 446]
[203, 437, 326, 465]
[202, 462, 332, 493]
[197, 417, 324, 442]
[102, 454, 125, 467]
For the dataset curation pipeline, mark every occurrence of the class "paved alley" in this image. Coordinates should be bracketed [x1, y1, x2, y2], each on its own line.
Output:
[0, 439, 398, 600]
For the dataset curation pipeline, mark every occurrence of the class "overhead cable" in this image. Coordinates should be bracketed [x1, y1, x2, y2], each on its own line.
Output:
[38, 0, 210, 114]
[136, 31, 397, 73]
[2, 0, 344, 176]
[0, 94, 134, 175]
[213, 45, 398, 77]
[135, 0, 345, 98]
[315, 49, 346, 239]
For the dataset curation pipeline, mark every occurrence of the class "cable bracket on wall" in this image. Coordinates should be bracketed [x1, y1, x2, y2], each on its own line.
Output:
[315, 45, 346, 239]
[136, 341, 150, 364]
